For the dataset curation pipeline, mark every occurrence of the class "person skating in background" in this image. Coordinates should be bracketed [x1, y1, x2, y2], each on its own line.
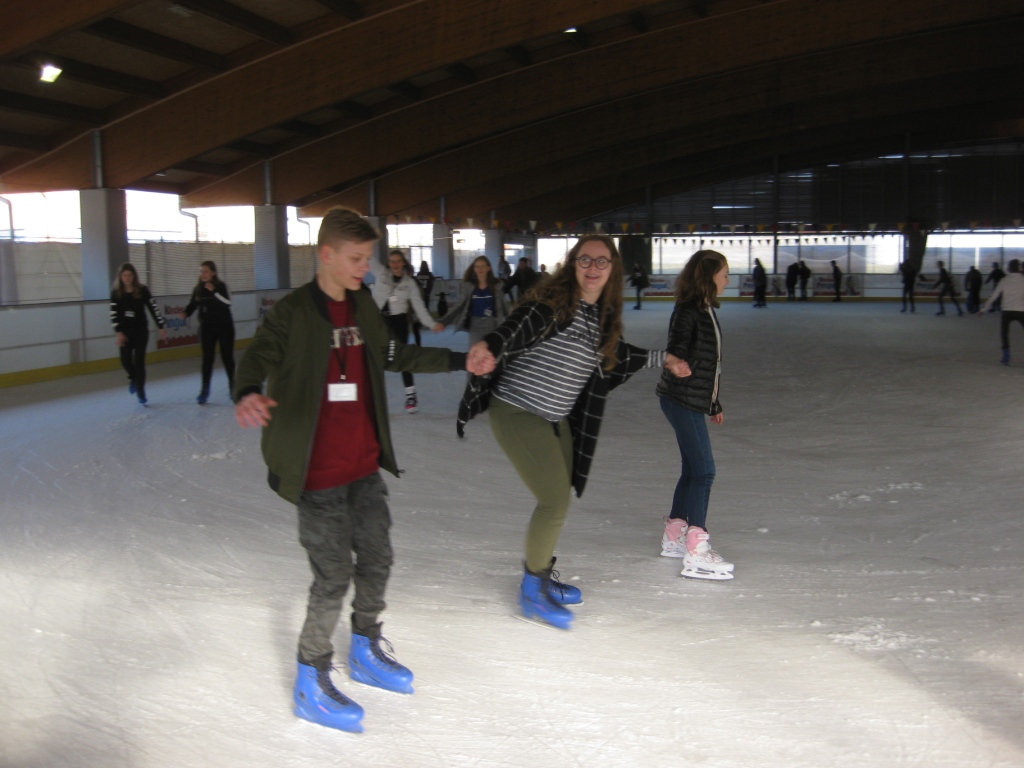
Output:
[979, 258, 1024, 365]
[933, 260, 963, 316]
[182, 260, 235, 404]
[899, 258, 919, 313]
[798, 259, 811, 301]
[233, 207, 489, 734]
[785, 261, 799, 301]
[658, 250, 734, 581]
[985, 261, 1006, 312]
[831, 260, 843, 302]
[964, 265, 983, 314]
[628, 262, 651, 309]
[368, 249, 443, 413]
[415, 261, 435, 312]
[507, 256, 539, 303]
[110, 262, 167, 406]
[457, 235, 688, 630]
[752, 258, 767, 308]
[438, 256, 510, 354]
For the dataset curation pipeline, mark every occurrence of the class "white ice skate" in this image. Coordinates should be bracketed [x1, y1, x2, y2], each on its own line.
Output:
[680, 527, 734, 581]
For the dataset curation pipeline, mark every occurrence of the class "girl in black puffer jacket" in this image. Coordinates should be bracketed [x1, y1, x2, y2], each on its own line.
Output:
[656, 250, 734, 580]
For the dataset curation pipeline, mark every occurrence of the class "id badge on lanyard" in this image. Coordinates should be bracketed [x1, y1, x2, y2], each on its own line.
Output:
[329, 342, 357, 401]
[328, 382, 357, 401]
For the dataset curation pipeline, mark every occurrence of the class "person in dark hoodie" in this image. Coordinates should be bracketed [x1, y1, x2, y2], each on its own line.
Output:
[182, 260, 235, 404]
[233, 207, 490, 734]
[933, 260, 963, 316]
[110, 262, 167, 406]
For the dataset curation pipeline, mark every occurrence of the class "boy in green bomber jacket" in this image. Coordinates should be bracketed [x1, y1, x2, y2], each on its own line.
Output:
[234, 207, 491, 733]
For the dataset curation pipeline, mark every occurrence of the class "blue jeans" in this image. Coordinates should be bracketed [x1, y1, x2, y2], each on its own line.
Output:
[659, 397, 715, 530]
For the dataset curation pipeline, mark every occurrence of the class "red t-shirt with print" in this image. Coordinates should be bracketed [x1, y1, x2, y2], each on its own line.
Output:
[303, 296, 379, 490]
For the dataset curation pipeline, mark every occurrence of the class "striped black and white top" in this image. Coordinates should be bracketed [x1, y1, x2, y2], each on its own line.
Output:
[493, 300, 601, 421]
[458, 300, 665, 497]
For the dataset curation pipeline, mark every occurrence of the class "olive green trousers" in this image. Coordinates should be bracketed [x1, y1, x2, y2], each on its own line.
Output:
[488, 396, 574, 574]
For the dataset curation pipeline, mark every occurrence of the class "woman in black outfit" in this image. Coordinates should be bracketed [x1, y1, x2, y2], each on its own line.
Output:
[110, 262, 167, 405]
[182, 260, 235, 404]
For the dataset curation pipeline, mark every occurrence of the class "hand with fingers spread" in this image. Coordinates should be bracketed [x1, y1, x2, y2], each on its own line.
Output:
[235, 392, 278, 428]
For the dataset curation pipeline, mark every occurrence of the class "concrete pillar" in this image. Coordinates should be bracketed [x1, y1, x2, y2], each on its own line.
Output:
[484, 229, 503, 265]
[80, 188, 128, 301]
[0, 239, 16, 304]
[366, 216, 389, 269]
[254, 205, 289, 290]
[433, 223, 454, 279]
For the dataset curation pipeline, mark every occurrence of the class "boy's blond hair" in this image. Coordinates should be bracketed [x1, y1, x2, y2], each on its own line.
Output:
[317, 207, 380, 249]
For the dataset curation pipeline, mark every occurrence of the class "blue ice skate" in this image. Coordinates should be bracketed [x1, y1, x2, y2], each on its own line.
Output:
[348, 632, 414, 694]
[519, 571, 574, 630]
[545, 558, 582, 605]
[293, 661, 364, 733]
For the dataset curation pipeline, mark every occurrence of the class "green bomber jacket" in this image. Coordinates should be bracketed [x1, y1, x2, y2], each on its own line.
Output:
[234, 279, 464, 503]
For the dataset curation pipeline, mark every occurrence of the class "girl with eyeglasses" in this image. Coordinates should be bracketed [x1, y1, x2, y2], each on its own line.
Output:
[657, 250, 734, 580]
[458, 235, 689, 629]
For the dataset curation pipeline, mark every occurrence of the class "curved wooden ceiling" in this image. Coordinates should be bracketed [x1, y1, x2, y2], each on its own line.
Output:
[2, 0, 1023, 228]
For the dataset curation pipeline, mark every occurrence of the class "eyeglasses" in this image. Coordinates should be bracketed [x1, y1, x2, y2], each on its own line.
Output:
[576, 256, 610, 270]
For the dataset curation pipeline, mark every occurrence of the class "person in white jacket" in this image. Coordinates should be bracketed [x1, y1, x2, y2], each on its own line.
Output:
[368, 249, 443, 412]
[979, 258, 1024, 365]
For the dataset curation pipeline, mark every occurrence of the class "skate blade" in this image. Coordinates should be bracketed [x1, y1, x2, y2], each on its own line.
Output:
[660, 551, 686, 559]
[349, 668, 414, 695]
[681, 568, 735, 581]
[513, 613, 572, 631]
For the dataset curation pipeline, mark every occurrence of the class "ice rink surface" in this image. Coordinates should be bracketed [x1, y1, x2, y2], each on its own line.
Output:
[2, 300, 1022, 768]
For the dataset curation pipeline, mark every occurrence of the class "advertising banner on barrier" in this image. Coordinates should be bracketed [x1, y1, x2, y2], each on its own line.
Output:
[642, 275, 675, 297]
[158, 296, 197, 349]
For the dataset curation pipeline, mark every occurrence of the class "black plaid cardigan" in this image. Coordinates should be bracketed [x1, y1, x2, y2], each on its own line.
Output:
[457, 300, 664, 498]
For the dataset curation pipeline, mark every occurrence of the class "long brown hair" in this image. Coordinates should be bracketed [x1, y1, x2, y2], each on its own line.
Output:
[195, 260, 225, 292]
[113, 262, 142, 299]
[525, 234, 624, 371]
[462, 256, 498, 292]
[675, 250, 728, 309]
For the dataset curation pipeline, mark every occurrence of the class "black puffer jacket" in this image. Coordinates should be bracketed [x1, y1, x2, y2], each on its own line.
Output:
[656, 300, 722, 415]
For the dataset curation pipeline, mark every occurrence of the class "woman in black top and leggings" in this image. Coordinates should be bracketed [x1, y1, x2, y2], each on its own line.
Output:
[110, 262, 167, 405]
[182, 260, 235, 404]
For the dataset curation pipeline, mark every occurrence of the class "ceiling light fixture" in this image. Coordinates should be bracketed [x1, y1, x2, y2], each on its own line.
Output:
[564, 27, 577, 33]
[40, 65, 62, 83]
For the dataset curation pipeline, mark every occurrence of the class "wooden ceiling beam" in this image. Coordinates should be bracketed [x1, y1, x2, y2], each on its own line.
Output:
[0, 0, 142, 59]
[14, 52, 165, 99]
[364, 72, 1024, 220]
[1, 0, 660, 192]
[0, 130, 51, 152]
[169, 159, 232, 177]
[171, 0, 293, 47]
[313, 0, 363, 20]
[191, 9, 1024, 210]
[0, 88, 106, 125]
[445, 63, 477, 84]
[84, 18, 228, 70]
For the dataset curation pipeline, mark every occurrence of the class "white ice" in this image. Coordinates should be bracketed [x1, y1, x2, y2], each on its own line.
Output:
[1, 302, 1022, 768]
